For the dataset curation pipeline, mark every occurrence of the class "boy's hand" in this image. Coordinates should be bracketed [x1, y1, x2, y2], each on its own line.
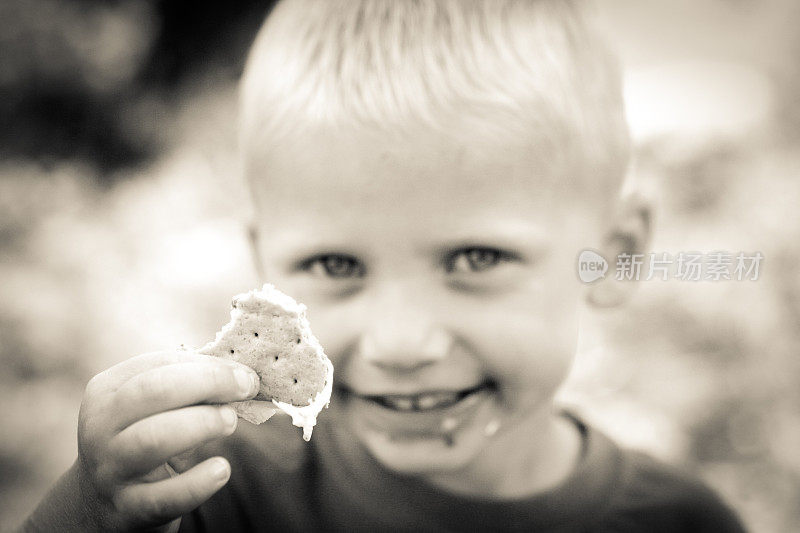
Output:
[65, 350, 258, 531]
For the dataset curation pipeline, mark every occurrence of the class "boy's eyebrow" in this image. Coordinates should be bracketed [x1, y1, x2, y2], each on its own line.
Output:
[257, 226, 357, 251]
[423, 220, 552, 252]
[271, 238, 366, 264]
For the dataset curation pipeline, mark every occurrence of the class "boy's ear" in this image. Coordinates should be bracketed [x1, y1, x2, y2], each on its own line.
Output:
[585, 192, 652, 308]
[247, 222, 265, 280]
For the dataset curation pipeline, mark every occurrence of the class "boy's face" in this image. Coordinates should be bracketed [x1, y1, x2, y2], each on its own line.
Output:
[248, 122, 601, 476]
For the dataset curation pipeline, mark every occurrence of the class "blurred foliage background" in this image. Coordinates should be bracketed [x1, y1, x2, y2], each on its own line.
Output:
[1, 1, 799, 531]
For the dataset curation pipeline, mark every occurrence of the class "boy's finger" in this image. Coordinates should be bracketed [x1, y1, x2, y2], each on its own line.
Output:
[112, 361, 259, 430]
[114, 456, 230, 527]
[109, 405, 237, 479]
[92, 350, 248, 391]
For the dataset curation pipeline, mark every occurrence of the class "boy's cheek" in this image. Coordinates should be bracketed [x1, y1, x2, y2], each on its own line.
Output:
[487, 337, 576, 398]
[467, 302, 578, 381]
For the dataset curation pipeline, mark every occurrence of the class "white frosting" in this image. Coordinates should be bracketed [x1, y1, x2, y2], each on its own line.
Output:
[253, 283, 306, 313]
[272, 354, 334, 441]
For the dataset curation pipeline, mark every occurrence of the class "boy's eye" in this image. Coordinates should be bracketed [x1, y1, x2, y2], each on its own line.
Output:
[446, 247, 509, 273]
[304, 254, 365, 278]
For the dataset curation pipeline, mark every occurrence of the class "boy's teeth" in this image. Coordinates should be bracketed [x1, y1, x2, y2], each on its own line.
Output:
[416, 392, 459, 410]
[381, 391, 462, 411]
[385, 396, 415, 411]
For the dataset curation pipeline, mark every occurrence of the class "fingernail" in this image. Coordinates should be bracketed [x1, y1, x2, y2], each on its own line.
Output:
[234, 368, 258, 395]
[221, 406, 238, 431]
[210, 458, 230, 482]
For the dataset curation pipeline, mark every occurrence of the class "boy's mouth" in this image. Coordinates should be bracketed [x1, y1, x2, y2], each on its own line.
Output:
[359, 382, 492, 412]
[338, 380, 499, 444]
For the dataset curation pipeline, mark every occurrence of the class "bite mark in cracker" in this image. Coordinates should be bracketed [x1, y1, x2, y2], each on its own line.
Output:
[199, 284, 333, 441]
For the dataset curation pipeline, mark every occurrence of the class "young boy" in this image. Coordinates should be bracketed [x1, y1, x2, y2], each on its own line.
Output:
[24, 1, 746, 531]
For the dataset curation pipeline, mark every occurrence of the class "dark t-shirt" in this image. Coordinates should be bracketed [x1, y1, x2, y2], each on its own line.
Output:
[179, 413, 745, 532]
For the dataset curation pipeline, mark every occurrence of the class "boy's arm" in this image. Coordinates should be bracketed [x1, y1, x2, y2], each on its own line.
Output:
[21, 462, 88, 532]
[19, 461, 130, 533]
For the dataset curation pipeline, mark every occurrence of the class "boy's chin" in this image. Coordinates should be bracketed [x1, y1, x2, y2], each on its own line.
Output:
[346, 391, 502, 475]
[357, 426, 487, 474]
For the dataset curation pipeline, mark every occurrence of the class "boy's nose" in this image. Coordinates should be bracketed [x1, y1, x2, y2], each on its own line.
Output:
[357, 287, 453, 372]
[359, 327, 453, 372]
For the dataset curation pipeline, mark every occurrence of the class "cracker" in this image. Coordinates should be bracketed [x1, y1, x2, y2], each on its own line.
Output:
[200, 284, 333, 440]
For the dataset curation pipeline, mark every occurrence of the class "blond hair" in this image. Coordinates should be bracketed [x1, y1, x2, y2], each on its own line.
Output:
[240, 0, 629, 183]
